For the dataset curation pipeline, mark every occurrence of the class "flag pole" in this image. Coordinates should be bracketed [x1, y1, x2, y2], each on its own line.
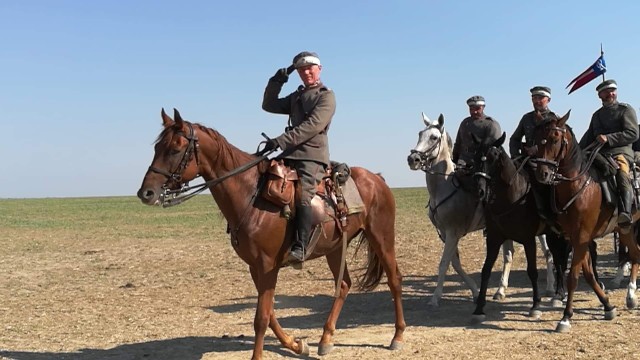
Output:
[601, 43, 605, 82]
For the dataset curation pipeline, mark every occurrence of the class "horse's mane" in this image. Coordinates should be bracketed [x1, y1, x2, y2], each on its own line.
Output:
[563, 124, 584, 167]
[445, 132, 453, 157]
[154, 121, 255, 170]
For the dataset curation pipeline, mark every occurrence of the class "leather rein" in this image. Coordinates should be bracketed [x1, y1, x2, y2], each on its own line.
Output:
[148, 122, 268, 207]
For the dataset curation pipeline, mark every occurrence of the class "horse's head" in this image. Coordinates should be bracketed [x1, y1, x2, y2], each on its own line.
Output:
[407, 113, 448, 171]
[137, 108, 201, 205]
[532, 110, 572, 185]
[472, 132, 507, 202]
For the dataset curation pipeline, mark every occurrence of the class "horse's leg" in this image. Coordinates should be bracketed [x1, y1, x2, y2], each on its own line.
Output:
[431, 230, 469, 306]
[472, 231, 503, 323]
[580, 247, 616, 320]
[449, 249, 480, 303]
[371, 234, 406, 351]
[523, 237, 541, 318]
[538, 234, 556, 296]
[556, 241, 587, 333]
[626, 262, 639, 309]
[546, 233, 568, 307]
[493, 240, 514, 301]
[317, 250, 352, 355]
[589, 240, 604, 290]
[249, 266, 306, 359]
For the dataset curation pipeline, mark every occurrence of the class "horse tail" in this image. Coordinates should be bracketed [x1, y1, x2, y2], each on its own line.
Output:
[353, 231, 384, 291]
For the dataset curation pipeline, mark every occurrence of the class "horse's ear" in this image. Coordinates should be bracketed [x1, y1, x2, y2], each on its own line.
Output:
[494, 132, 506, 147]
[558, 109, 571, 127]
[421, 112, 431, 127]
[173, 108, 184, 127]
[161, 108, 174, 128]
[436, 114, 445, 130]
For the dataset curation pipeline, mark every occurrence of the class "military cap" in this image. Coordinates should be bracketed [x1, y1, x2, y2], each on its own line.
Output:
[292, 51, 321, 69]
[466, 95, 485, 106]
[530, 86, 551, 98]
[596, 79, 617, 92]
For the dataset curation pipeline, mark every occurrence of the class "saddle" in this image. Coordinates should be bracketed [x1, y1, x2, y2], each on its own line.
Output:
[589, 152, 640, 209]
[261, 159, 364, 236]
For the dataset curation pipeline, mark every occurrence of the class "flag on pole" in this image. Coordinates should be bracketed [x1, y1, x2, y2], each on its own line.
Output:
[566, 55, 606, 94]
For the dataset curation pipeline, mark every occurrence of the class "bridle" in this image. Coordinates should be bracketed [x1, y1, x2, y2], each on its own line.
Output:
[530, 123, 602, 184]
[148, 122, 200, 187]
[410, 126, 445, 173]
[147, 122, 269, 207]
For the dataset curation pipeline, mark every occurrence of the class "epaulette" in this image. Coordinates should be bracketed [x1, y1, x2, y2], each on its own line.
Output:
[618, 102, 631, 108]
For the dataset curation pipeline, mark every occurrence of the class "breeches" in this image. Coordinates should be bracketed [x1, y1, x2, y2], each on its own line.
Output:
[291, 160, 326, 206]
[614, 155, 631, 191]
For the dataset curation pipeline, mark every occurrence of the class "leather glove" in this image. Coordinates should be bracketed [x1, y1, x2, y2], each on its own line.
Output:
[263, 138, 280, 152]
[270, 68, 289, 84]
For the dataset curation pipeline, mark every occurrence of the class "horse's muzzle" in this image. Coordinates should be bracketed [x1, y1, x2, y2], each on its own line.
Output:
[407, 152, 422, 170]
[137, 186, 161, 206]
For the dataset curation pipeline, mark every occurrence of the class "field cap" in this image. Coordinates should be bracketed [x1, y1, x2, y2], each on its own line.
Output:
[530, 86, 551, 98]
[596, 79, 617, 92]
[293, 51, 321, 69]
[466, 95, 485, 106]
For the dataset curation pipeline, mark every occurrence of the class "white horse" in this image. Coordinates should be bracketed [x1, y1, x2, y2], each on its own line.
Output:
[407, 113, 555, 306]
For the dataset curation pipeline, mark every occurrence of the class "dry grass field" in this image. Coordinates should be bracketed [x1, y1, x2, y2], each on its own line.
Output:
[1, 188, 640, 360]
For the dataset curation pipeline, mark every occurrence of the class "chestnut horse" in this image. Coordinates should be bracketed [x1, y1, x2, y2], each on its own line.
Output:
[532, 110, 640, 332]
[137, 109, 405, 359]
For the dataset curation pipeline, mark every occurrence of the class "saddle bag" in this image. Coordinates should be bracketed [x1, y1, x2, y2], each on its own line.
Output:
[262, 159, 298, 206]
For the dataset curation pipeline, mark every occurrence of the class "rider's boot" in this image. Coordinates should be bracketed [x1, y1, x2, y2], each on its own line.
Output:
[288, 205, 314, 263]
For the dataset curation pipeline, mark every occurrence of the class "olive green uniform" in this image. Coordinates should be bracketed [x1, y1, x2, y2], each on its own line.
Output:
[509, 109, 557, 157]
[262, 80, 336, 206]
[452, 114, 502, 165]
[579, 101, 639, 225]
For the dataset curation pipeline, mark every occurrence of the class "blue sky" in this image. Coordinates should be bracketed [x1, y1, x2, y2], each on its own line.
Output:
[3, 1, 640, 198]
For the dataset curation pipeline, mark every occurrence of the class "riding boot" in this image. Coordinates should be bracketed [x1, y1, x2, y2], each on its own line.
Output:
[288, 205, 314, 263]
[618, 189, 633, 226]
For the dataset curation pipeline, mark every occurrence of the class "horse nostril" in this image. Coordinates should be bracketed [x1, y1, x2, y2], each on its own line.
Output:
[138, 188, 155, 201]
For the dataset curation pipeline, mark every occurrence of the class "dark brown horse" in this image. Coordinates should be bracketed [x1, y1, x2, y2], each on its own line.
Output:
[532, 110, 640, 332]
[137, 109, 405, 359]
[469, 132, 552, 321]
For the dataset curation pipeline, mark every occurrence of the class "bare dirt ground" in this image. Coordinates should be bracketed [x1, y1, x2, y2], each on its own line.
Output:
[2, 207, 640, 359]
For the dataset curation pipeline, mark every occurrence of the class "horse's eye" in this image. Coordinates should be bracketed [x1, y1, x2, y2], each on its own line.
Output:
[430, 135, 438, 141]
[541, 139, 547, 145]
[170, 149, 182, 155]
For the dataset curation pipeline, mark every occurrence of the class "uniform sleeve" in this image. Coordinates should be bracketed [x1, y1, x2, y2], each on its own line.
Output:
[508, 116, 526, 157]
[275, 89, 336, 149]
[487, 119, 502, 143]
[578, 113, 597, 148]
[262, 79, 292, 114]
[606, 105, 639, 147]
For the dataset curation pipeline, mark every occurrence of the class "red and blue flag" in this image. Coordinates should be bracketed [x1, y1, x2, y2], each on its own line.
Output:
[566, 55, 606, 94]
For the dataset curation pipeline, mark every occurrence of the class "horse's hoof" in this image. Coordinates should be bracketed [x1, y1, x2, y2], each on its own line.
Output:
[296, 338, 309, 356]
[626, 294, 638, 309]
[471, 314, 486, 324]
[317, 342, 334, 356]
[555, 320, 571, 333]
[545, 290, 556, 297]
[493, 292, 505, 301]
[389, 339, 404, 351]
[550, 299, 564, 308]
[529, 309, 542, 319]
[605, 307, 617, 320]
